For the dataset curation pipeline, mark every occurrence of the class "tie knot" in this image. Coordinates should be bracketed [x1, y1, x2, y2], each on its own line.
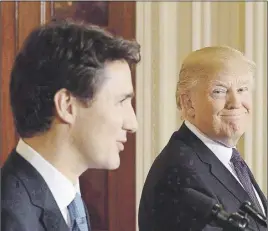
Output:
[68, 193, 90, 231]
[68, 193, 87, 221]
[231, 148, 245, 166]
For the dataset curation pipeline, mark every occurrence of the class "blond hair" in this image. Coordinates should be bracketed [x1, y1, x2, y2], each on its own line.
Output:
[176, 46, 256, 117]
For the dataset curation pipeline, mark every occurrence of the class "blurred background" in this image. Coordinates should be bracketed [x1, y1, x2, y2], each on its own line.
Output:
[0, 2, 267, 231]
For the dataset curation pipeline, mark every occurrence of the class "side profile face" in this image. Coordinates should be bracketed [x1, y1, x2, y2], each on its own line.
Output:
[190, 67, 254, 146]
[71, 60, 138, 169]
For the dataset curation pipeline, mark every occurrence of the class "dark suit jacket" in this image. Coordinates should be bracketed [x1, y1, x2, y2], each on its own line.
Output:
[138, 123, 267, 231]
[1, 150, 91, 231]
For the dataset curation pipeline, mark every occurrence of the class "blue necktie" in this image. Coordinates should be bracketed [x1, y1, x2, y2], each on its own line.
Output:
[68, 193, 90, 231]
[231, 148, 263, 214]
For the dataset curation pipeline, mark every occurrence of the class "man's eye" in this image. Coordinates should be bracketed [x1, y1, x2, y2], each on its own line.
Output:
[119, 98, 127, 105]
[238, 87, 248, 93]
[213, 89, 226, 94]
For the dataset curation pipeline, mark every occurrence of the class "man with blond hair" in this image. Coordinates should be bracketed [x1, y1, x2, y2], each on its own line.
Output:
[138, 46, 267, 231]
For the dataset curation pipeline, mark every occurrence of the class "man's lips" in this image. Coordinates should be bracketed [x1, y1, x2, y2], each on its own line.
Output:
[117, 141, 125, 151]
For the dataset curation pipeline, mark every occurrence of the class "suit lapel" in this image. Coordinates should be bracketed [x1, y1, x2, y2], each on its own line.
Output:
[175, 123, 251, 204]
[10, 151, 69, 231]
[248, 170, 267, 214]
[41, 209, 67, 231]
[38, 188, 69, 231]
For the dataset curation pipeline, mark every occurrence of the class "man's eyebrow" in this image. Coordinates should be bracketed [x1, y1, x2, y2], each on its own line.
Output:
[214, 83, 229, 88]
[209, 80, 228, 86]
[210, 79, 251, 87]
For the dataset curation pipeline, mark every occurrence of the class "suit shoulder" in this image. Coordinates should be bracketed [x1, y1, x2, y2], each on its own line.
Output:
[1, 172, 36, 231]
[1, 167, 41, 231]
[154, 131, 197, 166]
[1, 166, 31, 209]
[143, 131, 201, 191]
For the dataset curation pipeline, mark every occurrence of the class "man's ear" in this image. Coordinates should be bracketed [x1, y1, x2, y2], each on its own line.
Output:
[54, 89, 76, 124]
[180, 93, 195, 118]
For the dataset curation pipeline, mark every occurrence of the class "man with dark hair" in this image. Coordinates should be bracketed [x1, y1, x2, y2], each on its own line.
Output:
[1, 20, 140, 231]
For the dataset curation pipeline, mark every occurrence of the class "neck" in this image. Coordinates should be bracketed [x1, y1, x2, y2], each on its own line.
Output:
[23, 131, 87, 184]
[212, 138, 236, 148]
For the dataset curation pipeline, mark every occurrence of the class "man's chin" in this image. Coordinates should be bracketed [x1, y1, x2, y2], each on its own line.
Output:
[86, 153, 120, 170]
[219, 130, 244, 147]
[102, 155, 121, 170]
[221, 121, 246, 135]
[106, 161, 120, 170]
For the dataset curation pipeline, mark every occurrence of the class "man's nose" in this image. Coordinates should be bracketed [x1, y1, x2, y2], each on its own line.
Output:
[226, 90, 242, 109]
[123, 107, 138, 133]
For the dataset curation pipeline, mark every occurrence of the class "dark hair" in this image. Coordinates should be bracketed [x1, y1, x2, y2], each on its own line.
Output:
[10, 19, 141, 138]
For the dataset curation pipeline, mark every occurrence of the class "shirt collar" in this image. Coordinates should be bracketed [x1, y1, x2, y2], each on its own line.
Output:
[184, 120, 234, 166]
[16, 139, 80, 210]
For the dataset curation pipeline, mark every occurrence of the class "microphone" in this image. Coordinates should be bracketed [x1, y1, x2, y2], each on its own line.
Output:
[239, 201, 267, 227]
[181, 188, 254, 231]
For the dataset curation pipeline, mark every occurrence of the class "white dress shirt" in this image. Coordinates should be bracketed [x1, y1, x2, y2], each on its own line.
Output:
[185, 121, 265, 214]
[16, 139, 80, 227]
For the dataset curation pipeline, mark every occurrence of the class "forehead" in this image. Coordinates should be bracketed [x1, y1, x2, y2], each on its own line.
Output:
[98, 60, 133, 96]
[205, 65, 254, 86]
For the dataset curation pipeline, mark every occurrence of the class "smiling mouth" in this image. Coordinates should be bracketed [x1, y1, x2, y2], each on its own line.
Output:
[221, 111, 247, 117]
[221, 114, 244, 117]
[220, 114, 246, 121]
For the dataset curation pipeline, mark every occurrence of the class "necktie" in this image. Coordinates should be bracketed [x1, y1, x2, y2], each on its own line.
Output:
[230, 148, 263, 214]
[68, 193, 90, 231]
